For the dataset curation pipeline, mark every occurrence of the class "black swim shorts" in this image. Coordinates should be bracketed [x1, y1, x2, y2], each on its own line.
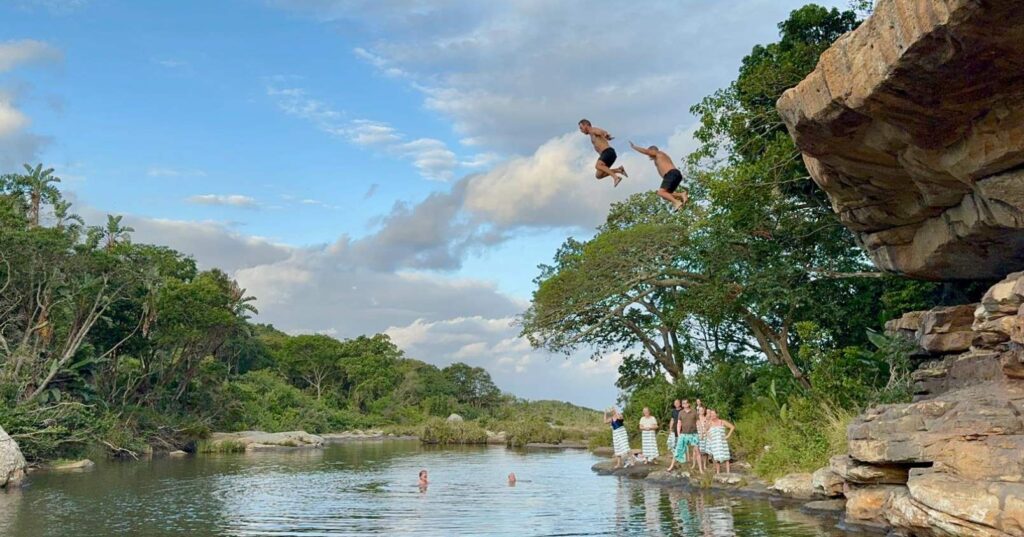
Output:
[660, 169, 684, 193]
[598, 147, 617, 167]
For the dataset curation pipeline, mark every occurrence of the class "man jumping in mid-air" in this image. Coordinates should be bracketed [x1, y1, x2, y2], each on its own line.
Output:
[579, 119, 627, 186]
[629, 142, 689, 211]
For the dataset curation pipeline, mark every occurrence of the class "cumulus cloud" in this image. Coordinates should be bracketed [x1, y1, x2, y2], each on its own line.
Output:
[186, 194, 259, 208]
[0, 40, 61, 169]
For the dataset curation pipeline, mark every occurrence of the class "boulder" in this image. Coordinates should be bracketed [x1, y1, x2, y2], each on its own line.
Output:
[811, 466, 845, 497]
[845, 485, 902, 525]
[777, 0, 1024, 280]
[445, 413, 464, 423]
[712, 473, 745, 486]
[485, 431, 507, 445]
[168, 450, 188, 457]
[0, 426, 26, 488]
[769, 472, 819, 500]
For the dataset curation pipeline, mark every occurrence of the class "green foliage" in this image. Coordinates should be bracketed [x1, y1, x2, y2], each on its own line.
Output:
[733, 397, 854, 481]
[216, 370, 373, 434]
[499, 417, 566, 447]
[419, 418, 488, 445]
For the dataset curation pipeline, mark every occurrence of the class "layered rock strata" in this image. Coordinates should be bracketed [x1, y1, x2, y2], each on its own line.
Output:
[810, 273, 1024, 535]
[777, 0, 1024, 280]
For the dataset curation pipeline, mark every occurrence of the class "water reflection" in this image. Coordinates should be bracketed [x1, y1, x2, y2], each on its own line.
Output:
[625, 481, 837, 537]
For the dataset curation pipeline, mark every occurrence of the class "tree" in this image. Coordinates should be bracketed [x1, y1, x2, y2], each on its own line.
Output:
[279, 334, 344, 400]
[442, 362, 501, 409]
[100, 215, 135, 251]
[16, 163, 61, 228]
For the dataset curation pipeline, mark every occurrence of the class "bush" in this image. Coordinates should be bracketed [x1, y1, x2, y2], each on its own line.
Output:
[733, 396, 854, 481]
[419, 418, 488, 444]
[499, 418, 565, 447]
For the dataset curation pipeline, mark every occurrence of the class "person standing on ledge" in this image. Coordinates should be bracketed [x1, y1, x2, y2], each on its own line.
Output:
[667, 399, 681, 454]
[605, 407, 631, 468]
[629, 142, 688, 211]
[638, 407, 660, 463]
[579, 119, 627, 186]
[667, 399, 700, 473]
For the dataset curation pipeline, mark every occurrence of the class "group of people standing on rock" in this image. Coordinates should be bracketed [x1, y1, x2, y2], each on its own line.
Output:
[604, 399, 735, 475]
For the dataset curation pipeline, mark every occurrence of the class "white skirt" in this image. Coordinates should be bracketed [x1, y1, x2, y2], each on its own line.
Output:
[612, 427, 630, 456]
[641, 430, 659, 459]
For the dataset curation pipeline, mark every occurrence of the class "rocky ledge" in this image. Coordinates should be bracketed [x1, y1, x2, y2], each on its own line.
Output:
[205, 431, 325, 452]
[777, 0, 1024, 280]
[807, 273, 1024, 535]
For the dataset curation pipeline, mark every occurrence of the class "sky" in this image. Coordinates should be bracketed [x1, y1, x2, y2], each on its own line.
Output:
[0, 0, 850, 409]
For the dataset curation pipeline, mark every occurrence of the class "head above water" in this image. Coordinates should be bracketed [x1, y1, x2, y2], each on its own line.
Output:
[578, 118, 591, 134]
[419, 469, 428, 480]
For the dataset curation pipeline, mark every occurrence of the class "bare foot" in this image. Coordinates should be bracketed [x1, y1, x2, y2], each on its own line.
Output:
[619, 166, 628, 178]
[613, 175, 623, 187]
[672, 200, 684, 212]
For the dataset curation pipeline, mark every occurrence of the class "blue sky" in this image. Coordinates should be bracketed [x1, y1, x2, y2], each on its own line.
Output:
[1, 0, 850, 408]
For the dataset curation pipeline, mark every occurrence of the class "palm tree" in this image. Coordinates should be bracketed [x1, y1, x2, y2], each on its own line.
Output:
[52, 199, 85, 231]
[20, 163, 61, 227]
[103, 214, 134, 251]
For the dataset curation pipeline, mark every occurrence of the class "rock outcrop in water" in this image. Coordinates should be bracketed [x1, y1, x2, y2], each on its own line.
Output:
[777, 0, 1024, 280]
[778, 0, 1024, 534]
[205, 431, 325, 452]
[0, 426, 26, 488]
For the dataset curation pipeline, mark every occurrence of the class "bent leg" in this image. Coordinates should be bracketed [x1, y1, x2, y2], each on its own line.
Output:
[597, 161, 623, 186]
[658, 188, 683, 209]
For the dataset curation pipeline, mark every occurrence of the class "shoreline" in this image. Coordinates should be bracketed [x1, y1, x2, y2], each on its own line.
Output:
[588, 458, 880, 534]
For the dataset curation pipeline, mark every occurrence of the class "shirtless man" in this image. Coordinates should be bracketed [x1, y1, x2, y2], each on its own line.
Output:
[629, 142, 689, 211]
[578, 119, 627, 186]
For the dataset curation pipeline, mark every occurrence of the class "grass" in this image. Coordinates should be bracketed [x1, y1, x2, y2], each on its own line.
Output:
[419, 418, 488, 445]
[734, 397, 855, 482]
[196, 439, 247, 454]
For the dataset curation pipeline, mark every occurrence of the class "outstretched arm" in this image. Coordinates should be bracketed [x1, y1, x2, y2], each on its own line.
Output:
[630, 142, 655, 157]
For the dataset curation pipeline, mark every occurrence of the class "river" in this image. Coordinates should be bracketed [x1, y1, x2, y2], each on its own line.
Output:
[0, 440, 856, 536]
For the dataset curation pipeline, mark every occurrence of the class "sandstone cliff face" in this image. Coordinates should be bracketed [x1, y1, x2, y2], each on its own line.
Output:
[811, 269, 1024, 536]
[777, 0, 1024, 280]
[777, 1, 1024, 534]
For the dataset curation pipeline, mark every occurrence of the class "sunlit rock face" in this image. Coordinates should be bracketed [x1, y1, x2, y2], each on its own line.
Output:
[779, 1, 1024, 533]
[777, 0, 1024, 280]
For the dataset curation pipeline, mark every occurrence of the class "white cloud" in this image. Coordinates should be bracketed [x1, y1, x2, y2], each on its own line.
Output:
[0, 95, 30, 137]
[271, 0, 848, 152]
[266, 86, 460, 181]
[0, 40, 60, 169]
[186, 194, 259, 208]
[0, 39, 62, 73]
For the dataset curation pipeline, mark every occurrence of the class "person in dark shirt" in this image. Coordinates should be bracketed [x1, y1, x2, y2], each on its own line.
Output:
[667, 399, 681, 453]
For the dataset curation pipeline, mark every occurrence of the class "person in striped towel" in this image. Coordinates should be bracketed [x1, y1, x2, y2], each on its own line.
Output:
[638, 407, 659, 463]
[605, 407, 631, 468]
[705, 409, 736, 475]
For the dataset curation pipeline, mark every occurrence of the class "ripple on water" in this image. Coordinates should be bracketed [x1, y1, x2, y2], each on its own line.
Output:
[6, 443, 854, 537]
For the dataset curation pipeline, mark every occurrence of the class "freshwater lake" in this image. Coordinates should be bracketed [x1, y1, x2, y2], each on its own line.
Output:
[0, 440, 856, 536]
